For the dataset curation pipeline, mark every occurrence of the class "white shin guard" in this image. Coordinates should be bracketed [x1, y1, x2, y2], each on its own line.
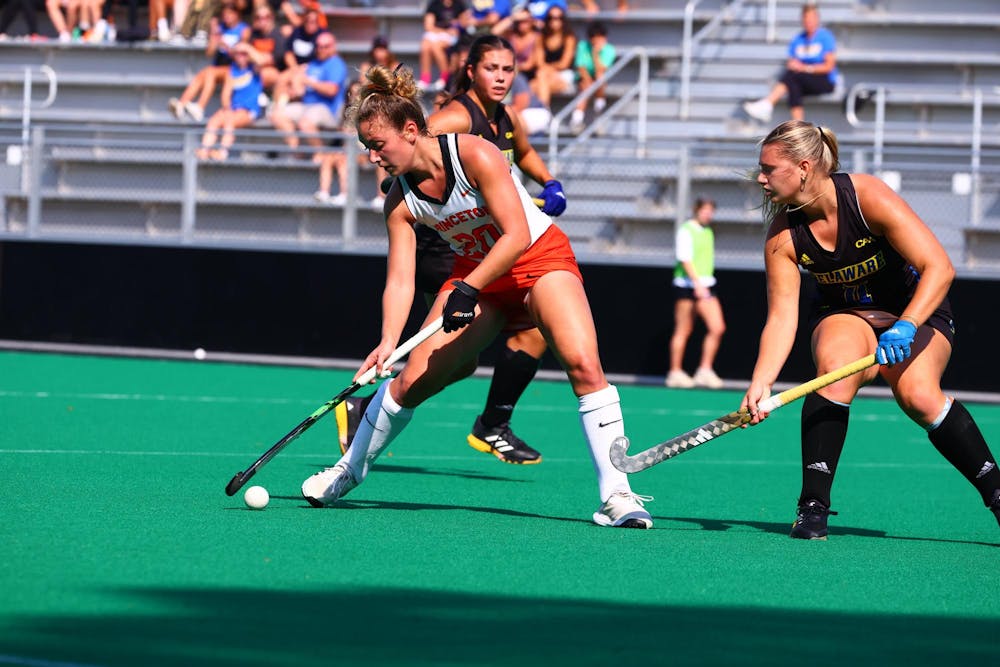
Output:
[343, 378, 413, 481]
[579, 384, 632, 501]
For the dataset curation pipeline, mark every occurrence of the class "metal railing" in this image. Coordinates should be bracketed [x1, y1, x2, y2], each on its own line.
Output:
[546, 46, 650, 175]
[679, 0, 744, 120]
[844, 82, 1000, 226]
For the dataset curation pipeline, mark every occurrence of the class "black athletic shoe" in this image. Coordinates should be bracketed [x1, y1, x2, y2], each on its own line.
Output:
[334, 396, 365, 454]
[467, 416, 542, 464]
[989, 489, 1000, 528]
[790, 499, 838, 540]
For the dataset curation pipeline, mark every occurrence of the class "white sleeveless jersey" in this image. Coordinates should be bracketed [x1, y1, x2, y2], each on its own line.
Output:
[400, 134, 552, 263]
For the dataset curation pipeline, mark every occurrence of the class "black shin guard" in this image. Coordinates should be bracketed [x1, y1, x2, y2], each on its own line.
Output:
[928, 400, 1000, 505]
[799, 393, 850, 508]
[480, 347, 540, 428]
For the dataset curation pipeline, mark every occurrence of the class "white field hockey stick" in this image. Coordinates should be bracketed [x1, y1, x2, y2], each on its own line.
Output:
[610, 354, 878, 473]
[225, 316, 444, 495]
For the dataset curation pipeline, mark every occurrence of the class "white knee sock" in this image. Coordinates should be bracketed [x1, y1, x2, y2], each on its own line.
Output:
[343, 378, 413, 481]
[579, 384, 632, 502]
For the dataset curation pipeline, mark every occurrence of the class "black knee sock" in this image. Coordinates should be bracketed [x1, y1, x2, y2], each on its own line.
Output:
[480, 347, 540, 428]
[799, 393, 850, 508]
[928, 400, 1000, 505]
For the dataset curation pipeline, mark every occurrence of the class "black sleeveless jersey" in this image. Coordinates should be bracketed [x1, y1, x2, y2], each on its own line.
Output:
[789, 172, 922, 317]
[454, 93, 515, 166]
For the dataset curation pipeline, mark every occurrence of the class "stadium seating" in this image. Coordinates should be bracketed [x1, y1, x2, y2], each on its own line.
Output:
[0, 0, 997, 275]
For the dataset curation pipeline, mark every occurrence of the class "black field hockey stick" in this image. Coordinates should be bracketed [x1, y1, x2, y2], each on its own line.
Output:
[225, 316, 444, 495]
[610, 354, 878, 473]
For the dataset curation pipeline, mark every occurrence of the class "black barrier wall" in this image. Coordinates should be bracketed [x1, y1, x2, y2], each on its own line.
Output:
[0, 241, 994, 392]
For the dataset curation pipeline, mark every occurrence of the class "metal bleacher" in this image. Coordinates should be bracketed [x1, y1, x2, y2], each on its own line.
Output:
[1, 0, 998, 275]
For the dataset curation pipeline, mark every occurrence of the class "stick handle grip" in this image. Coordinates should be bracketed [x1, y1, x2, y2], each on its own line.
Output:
[354, 316, 444, 386]
[758, 354, 877, 412]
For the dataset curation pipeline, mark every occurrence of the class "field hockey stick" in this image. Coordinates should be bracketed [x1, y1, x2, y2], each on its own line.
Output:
[609, 354, 878, 473]
[224, 316, 444, 495]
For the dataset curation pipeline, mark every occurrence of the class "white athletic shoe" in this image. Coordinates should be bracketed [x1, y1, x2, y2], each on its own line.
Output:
[693, 367, 724, 389]
[313, 190, 330, 203]
[593, 491, 653, 528]
[742, 98, 773, 123]
[184, 102, 204, 122]
[665, 369, 695, 388]
[168, 97, 185, 120]
[301, 461, 358, 507]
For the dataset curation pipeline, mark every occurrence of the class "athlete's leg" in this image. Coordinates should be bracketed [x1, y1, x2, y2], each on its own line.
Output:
[882, 329, 1000, 508]
[527, 271, 651, 527]
[694, 295, 726, 373]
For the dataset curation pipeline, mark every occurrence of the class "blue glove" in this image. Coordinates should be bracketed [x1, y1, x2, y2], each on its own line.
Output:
[876, 319, 917, 366]
[540, 180, 567, 216]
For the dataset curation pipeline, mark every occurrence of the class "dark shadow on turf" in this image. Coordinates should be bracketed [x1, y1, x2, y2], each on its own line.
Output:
[306, 497, 590, 524]
[303, 462, 531, 483]
[3, 585, 998, 667]
[661, 515, 1000, 547]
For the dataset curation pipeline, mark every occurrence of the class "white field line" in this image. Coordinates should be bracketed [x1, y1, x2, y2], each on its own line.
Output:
[0, 447, 954, 470]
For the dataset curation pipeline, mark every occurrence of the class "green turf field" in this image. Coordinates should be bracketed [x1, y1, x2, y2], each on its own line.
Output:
[1, 350, 998, 666]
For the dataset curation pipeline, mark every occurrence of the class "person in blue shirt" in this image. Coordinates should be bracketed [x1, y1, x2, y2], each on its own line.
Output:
[196, 41, 265, 161]
[743, 3, 838, 123]
[270, 31, 349, 156]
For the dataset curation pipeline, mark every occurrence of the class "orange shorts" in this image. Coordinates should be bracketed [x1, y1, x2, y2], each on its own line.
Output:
[442, 225, 583, 331]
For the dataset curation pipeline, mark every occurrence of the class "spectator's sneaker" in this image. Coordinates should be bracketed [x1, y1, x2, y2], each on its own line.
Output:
[313, 190, 330, 203]
[168, 97, 185, 120]
[989, 488, 1000, 528]
[370, 195, 386, 210]
[329, 193, 347, 206]
[184, 102, 204, 122]
[665, 370, 695, 388]
[57, 31, 71, 43]
[467, 416, 542, 464]
[301, 461, 358, 507]
[570, 109, 585, 135]
[432, 78, 447, 92]
[693, 367, 724, 389]
[416, 79, 430, 93]
[334, 396, 365, 454]
[191, 30, 208, 46]
[790, 499, 838, 540]
[593, 491, 653, 528]
[742, 98, 774, 123]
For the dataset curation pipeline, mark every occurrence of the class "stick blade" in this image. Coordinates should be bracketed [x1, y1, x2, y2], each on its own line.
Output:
[225, 470, 252, 496]
[609, 436, 645, 473]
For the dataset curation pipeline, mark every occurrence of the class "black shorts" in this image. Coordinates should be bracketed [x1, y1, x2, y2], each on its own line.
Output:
[812, 304, 956, 346]
[672, 284, 718, 300]
[414, 225, 455, 296]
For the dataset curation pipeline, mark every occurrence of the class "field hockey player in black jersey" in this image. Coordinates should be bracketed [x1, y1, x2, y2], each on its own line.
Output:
[742, 120, 1000, 540]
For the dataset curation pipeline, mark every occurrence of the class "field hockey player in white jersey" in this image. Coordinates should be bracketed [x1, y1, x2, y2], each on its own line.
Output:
[301, 63, 653, 528]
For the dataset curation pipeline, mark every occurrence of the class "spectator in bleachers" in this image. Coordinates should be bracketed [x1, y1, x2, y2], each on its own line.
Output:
[467, 0, 510, 34]
[270, 7, 324, 108]
[269, 31, 348, 158]
[282, 0, 327, 31]
[173, 0, 219, 44]
[314, 78, 389, 208]
[149, 0, 173, 41]
[45, 0, 75, 42]
[247, 4, 286, 92]
[742, 2, 838, 123]
[529, 4, 576, 108]
[168, 1, 249, 121]
[418, 0, 471, 93]
[491, 7, 538, 80]
[580, 0, 629, 12]
[360, 34, 399, 79]
[569, 19, 614, 133]
[196, 41, 264, 161]
[509, 72, 551, 136]
[524, 0, 566, 22]
[0, 0, 41, 40]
